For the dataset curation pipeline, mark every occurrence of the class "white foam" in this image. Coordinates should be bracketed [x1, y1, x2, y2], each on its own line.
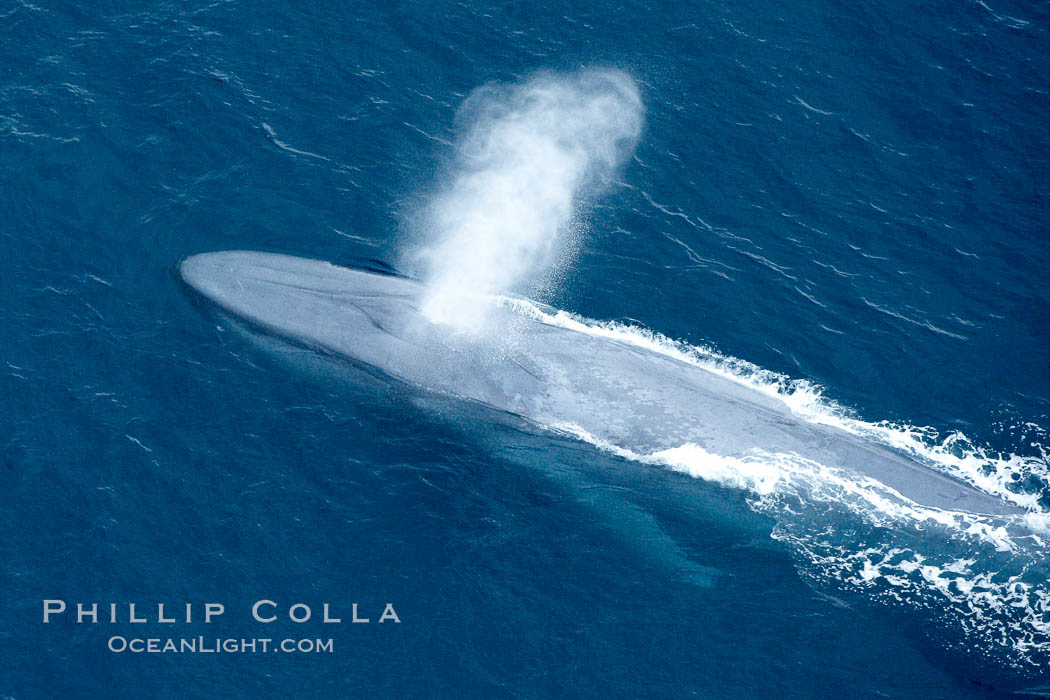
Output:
[517, 301, 1050, 669]
[549, 421, 1020, 552]
[552, 420, 1050, 667]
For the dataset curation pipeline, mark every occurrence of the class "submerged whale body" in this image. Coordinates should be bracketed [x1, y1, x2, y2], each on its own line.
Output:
[180, 250, 1023, 517]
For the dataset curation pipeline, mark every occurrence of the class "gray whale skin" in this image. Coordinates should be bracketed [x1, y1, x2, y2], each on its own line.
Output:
[180, 250, 1023, 517]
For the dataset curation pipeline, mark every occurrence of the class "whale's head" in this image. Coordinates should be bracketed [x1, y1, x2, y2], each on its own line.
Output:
[179, 250, 423, 345]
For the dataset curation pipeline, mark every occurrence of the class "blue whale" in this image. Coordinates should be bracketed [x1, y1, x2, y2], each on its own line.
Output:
[180, 250, 1024, 517]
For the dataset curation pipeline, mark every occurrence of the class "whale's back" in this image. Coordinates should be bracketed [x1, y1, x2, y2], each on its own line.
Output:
[181, 251, 1024, 517]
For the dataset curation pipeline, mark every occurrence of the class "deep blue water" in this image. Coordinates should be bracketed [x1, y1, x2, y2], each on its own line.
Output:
[3, 0, 1049, 697]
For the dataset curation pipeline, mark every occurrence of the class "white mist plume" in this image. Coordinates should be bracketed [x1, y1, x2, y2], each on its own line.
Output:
[411, 69, 644, 333]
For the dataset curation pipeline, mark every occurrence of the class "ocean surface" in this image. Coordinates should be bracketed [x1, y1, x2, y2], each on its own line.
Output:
[3, 0, 1049, 697]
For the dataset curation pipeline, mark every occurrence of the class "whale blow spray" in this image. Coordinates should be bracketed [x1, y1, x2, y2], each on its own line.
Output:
[410, 69, 644, 333]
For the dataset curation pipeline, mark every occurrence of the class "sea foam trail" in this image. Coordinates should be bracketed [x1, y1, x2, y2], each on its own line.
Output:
[408, 69, 643, 333]
[500, 296, 1050, 670]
